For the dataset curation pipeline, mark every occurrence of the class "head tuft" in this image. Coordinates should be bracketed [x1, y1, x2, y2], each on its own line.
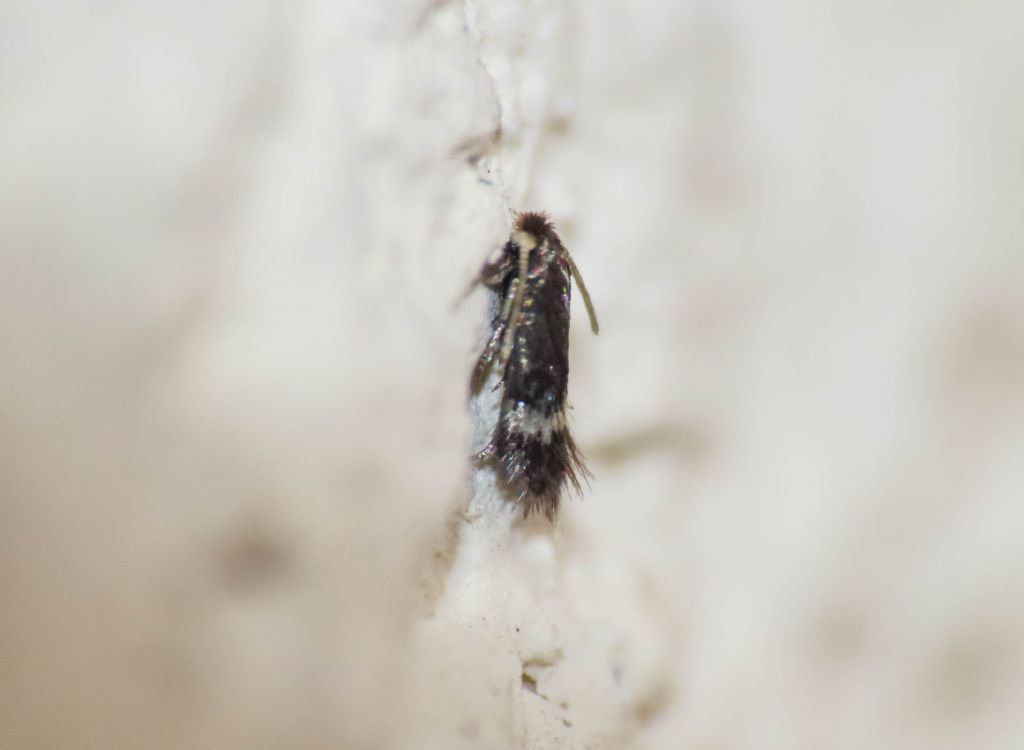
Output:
[515, 211, 555, 240]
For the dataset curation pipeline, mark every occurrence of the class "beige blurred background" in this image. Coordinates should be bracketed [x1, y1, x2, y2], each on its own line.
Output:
[2, 1, 1022, 749]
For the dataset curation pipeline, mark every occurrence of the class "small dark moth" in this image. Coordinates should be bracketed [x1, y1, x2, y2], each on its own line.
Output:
[470, 211, 599, 518]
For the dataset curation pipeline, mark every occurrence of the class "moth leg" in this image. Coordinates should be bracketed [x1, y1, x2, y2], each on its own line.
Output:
[494, 239, 532, 382]
[472, 441, 497, 463]
[456, 243, 513, 308]
[470, 325, 502, 393]
[455, 276, 480, 309]
[470, 276, 519, 392]
[480, 256, 510, 286]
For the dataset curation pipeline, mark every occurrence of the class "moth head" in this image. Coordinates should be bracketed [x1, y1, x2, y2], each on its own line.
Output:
[510, 211, 554, 257]
[510, 229, 540, 254]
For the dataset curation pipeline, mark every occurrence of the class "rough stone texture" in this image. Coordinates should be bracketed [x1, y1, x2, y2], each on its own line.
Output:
[1, 1, 1023, 749]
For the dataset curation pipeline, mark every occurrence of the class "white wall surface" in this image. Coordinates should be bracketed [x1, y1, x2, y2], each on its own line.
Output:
[1, 2, 1022, 749]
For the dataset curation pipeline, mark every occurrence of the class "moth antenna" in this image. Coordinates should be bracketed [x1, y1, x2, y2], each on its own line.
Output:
[498, 276, 520, 327]
[496, 239, 532, 375]
[454, 274, 480, 310]
[560, 246, 599, 335]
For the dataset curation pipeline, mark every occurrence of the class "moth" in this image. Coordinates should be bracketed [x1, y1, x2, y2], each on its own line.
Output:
[470, 211, 599, 518]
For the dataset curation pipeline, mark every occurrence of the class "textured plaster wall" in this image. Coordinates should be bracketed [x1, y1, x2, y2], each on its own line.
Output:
[2, 1, 1023, 749]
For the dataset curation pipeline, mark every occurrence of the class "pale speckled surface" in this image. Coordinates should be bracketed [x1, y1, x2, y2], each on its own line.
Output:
[2, 1, 1023, 749]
